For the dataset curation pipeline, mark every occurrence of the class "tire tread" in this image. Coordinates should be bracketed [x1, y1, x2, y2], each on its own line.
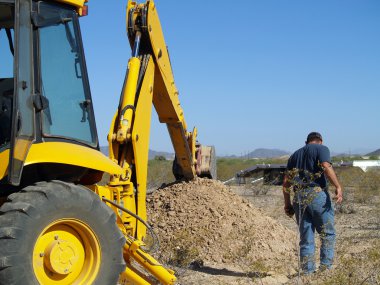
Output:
[0, 181, 126, 285]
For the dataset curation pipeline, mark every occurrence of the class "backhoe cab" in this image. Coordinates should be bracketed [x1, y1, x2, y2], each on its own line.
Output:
[0, 0, 215, 284]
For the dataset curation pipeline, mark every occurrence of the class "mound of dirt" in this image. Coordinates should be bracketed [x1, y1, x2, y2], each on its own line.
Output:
[147, 178, 298, 274]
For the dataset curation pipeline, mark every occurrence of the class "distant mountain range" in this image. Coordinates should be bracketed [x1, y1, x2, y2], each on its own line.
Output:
[366, 149, 380, 156]
[248, 148, 290, 158]
[100, 146, 174, 160]
[331, 148, 380, 157]
[148, 150, 175, 160]
[100, 146, 380, 160]
[219, 148, 290, 159]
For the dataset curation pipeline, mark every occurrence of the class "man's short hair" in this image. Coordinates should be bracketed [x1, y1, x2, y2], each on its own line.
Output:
[306, 132, 323, 144]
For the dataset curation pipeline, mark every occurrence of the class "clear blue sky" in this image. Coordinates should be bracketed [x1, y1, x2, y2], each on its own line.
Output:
[81, 0, 380, 156]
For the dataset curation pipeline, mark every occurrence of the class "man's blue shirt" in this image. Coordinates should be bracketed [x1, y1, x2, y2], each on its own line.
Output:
[287, 143, 331, 188]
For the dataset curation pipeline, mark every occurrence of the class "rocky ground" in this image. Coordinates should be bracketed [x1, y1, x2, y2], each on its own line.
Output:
[145, 173, 380, 285]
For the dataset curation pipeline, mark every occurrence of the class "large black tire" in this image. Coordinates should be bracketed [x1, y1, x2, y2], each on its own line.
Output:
[0, 180, 126, 285]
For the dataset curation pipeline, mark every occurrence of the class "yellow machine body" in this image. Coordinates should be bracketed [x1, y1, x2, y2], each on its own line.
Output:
[0, 0, 215, 284]
[0, 142, 123, 181]
[55, 0, 87, 15]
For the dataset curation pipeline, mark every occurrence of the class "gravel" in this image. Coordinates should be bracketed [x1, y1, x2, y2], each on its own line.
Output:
[147, 178, 298, 275]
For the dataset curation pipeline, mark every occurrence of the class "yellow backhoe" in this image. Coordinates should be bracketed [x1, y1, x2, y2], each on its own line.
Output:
[0, 0, 216, 284]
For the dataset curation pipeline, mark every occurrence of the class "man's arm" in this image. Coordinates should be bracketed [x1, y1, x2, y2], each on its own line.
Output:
[321, 161, 343, 203]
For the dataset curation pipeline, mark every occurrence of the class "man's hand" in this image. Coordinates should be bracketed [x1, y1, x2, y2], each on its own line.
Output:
[335, 187, 343, 204]
[284, 204, 295, 217]
[322, 161, 343, 204]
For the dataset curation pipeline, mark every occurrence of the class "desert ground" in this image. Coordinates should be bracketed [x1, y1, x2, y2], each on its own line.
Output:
[146, 168, 380, 285]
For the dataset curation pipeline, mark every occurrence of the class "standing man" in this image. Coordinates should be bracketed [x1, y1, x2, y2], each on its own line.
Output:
[283, 132, 343, 274]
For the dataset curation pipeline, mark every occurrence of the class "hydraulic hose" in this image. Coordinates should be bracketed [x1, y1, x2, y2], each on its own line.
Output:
[101, 197, 160, 253]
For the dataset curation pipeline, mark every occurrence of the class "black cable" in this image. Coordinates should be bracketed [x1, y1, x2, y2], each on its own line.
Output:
[101, 197, 160, 253]
[5, 28, 14, 56]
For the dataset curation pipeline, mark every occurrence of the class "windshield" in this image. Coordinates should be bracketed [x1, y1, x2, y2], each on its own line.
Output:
[0, 28, 13, 78]
[38, 3, 97, 146]
[0, 3, 14, 149]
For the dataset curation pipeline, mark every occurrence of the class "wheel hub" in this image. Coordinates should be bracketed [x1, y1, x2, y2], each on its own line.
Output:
[44, 239, 83, 275]
[33, 219, 101, 284]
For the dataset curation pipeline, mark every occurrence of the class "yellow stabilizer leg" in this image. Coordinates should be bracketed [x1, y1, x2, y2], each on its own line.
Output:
[119, 266, 150, 285]
[123, 239, 176, 285]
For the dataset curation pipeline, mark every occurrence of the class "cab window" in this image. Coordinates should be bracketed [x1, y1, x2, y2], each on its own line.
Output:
[37, 3, 96, 146]
[0, 4, 14, 149]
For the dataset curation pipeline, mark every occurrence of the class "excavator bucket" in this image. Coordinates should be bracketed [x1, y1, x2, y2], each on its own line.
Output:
[172, 144, 217, 180]
[196, 145, 217, 179]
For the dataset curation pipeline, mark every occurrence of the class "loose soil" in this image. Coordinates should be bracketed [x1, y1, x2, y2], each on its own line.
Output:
[146, 176, 380, 284]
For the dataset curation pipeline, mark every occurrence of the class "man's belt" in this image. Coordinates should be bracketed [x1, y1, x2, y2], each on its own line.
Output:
[293, 185, 323, 193]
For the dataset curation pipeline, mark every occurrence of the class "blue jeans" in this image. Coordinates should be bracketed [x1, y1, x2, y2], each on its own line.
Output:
[293, 188, 335, 274]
